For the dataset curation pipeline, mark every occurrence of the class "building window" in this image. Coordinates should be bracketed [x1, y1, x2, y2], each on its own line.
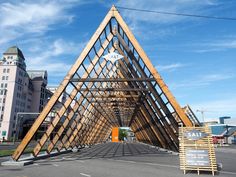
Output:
[18, 78, 22, 84]
[2, 76, 5, 80]
[1, 106, 4, 111]
[3, 68, 6, 73]
[17, 92, 21, 98]
[0, 83, 7, 88]
[6, 76, 8, 80]
[7, 69, 10, 73]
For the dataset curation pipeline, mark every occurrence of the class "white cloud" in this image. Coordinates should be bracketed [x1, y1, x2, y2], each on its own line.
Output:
[52, 39, 84, 56]
[142, 36, 236, 53]
[0, 0, 90, 84]
[114, 0, 219, 39]
[201, 74, 234, 82]
[26, 38, 85, 77]
[117, 0, 217, 24]
[0, 1, 78, 45]
[209, 40, 236, 49]
[191, 97, 236, 122]
[0, 29, 19, 45]
[156, 63, 186, 72]
[191, 37, 236, 53]
[1, 3, 63, 29]
[170, 73, 234, 89]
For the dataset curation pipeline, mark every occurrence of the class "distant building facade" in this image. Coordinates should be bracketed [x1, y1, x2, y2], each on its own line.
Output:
[0, 46, 49, 140]
[45, 86, 67, 122]
[208, 117, 236, 144]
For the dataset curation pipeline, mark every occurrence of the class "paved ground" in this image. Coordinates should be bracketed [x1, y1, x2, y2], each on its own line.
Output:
[0, 142, 235, 177]
[214, 145, 236, 174]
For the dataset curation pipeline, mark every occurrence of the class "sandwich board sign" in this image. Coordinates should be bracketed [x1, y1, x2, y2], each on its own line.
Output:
[179, 126, 217, 175]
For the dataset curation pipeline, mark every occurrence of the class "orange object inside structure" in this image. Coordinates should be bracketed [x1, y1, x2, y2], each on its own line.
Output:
[112, 127, 119, 142]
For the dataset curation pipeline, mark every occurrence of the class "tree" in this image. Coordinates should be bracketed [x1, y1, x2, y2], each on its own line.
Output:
[119, 129, 128, 141]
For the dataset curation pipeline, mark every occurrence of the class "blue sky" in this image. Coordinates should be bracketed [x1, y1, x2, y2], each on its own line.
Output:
[0, 0, 236, 123]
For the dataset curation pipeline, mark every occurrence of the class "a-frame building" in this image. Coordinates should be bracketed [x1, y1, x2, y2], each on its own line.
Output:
[12, 5, 193, 161]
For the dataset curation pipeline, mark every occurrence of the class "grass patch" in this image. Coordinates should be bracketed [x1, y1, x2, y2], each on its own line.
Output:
[0, 149, 16, 156]
[0, 148, 46, 157]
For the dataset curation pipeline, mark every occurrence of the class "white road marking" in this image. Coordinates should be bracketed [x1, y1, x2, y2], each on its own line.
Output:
[110, 159, 236, 176]
[76, 160, 85, 163]
[52, 164, 59, 167]
[62, 157, 77, 160]
[221, 171, 236, 175]
[106, 159, 178, 168]
[80, 173, 91, 177]
[115, 159, 137, 164]
[143, 162, 178, 168]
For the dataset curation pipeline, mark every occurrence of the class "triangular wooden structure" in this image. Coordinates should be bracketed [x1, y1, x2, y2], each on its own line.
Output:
[12, 5, 193, 161]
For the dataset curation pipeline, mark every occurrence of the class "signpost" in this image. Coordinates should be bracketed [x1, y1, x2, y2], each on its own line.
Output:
[179, 126, 217, 175]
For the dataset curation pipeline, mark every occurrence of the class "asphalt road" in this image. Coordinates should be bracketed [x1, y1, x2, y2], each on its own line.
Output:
[0, 142, 235, 177]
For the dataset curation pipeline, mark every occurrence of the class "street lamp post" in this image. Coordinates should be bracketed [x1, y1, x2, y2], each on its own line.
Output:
[13, 112, 40, 144]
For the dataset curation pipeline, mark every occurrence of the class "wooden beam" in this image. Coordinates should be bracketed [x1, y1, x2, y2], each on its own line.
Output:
[77, 88, 149, 92]
[113, 6, 192, 127]
[12, 6, 116, 161]
[70, 78, 156, 82]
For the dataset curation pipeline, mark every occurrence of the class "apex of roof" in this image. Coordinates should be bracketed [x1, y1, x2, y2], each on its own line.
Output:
[3, 46, 25, 60]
